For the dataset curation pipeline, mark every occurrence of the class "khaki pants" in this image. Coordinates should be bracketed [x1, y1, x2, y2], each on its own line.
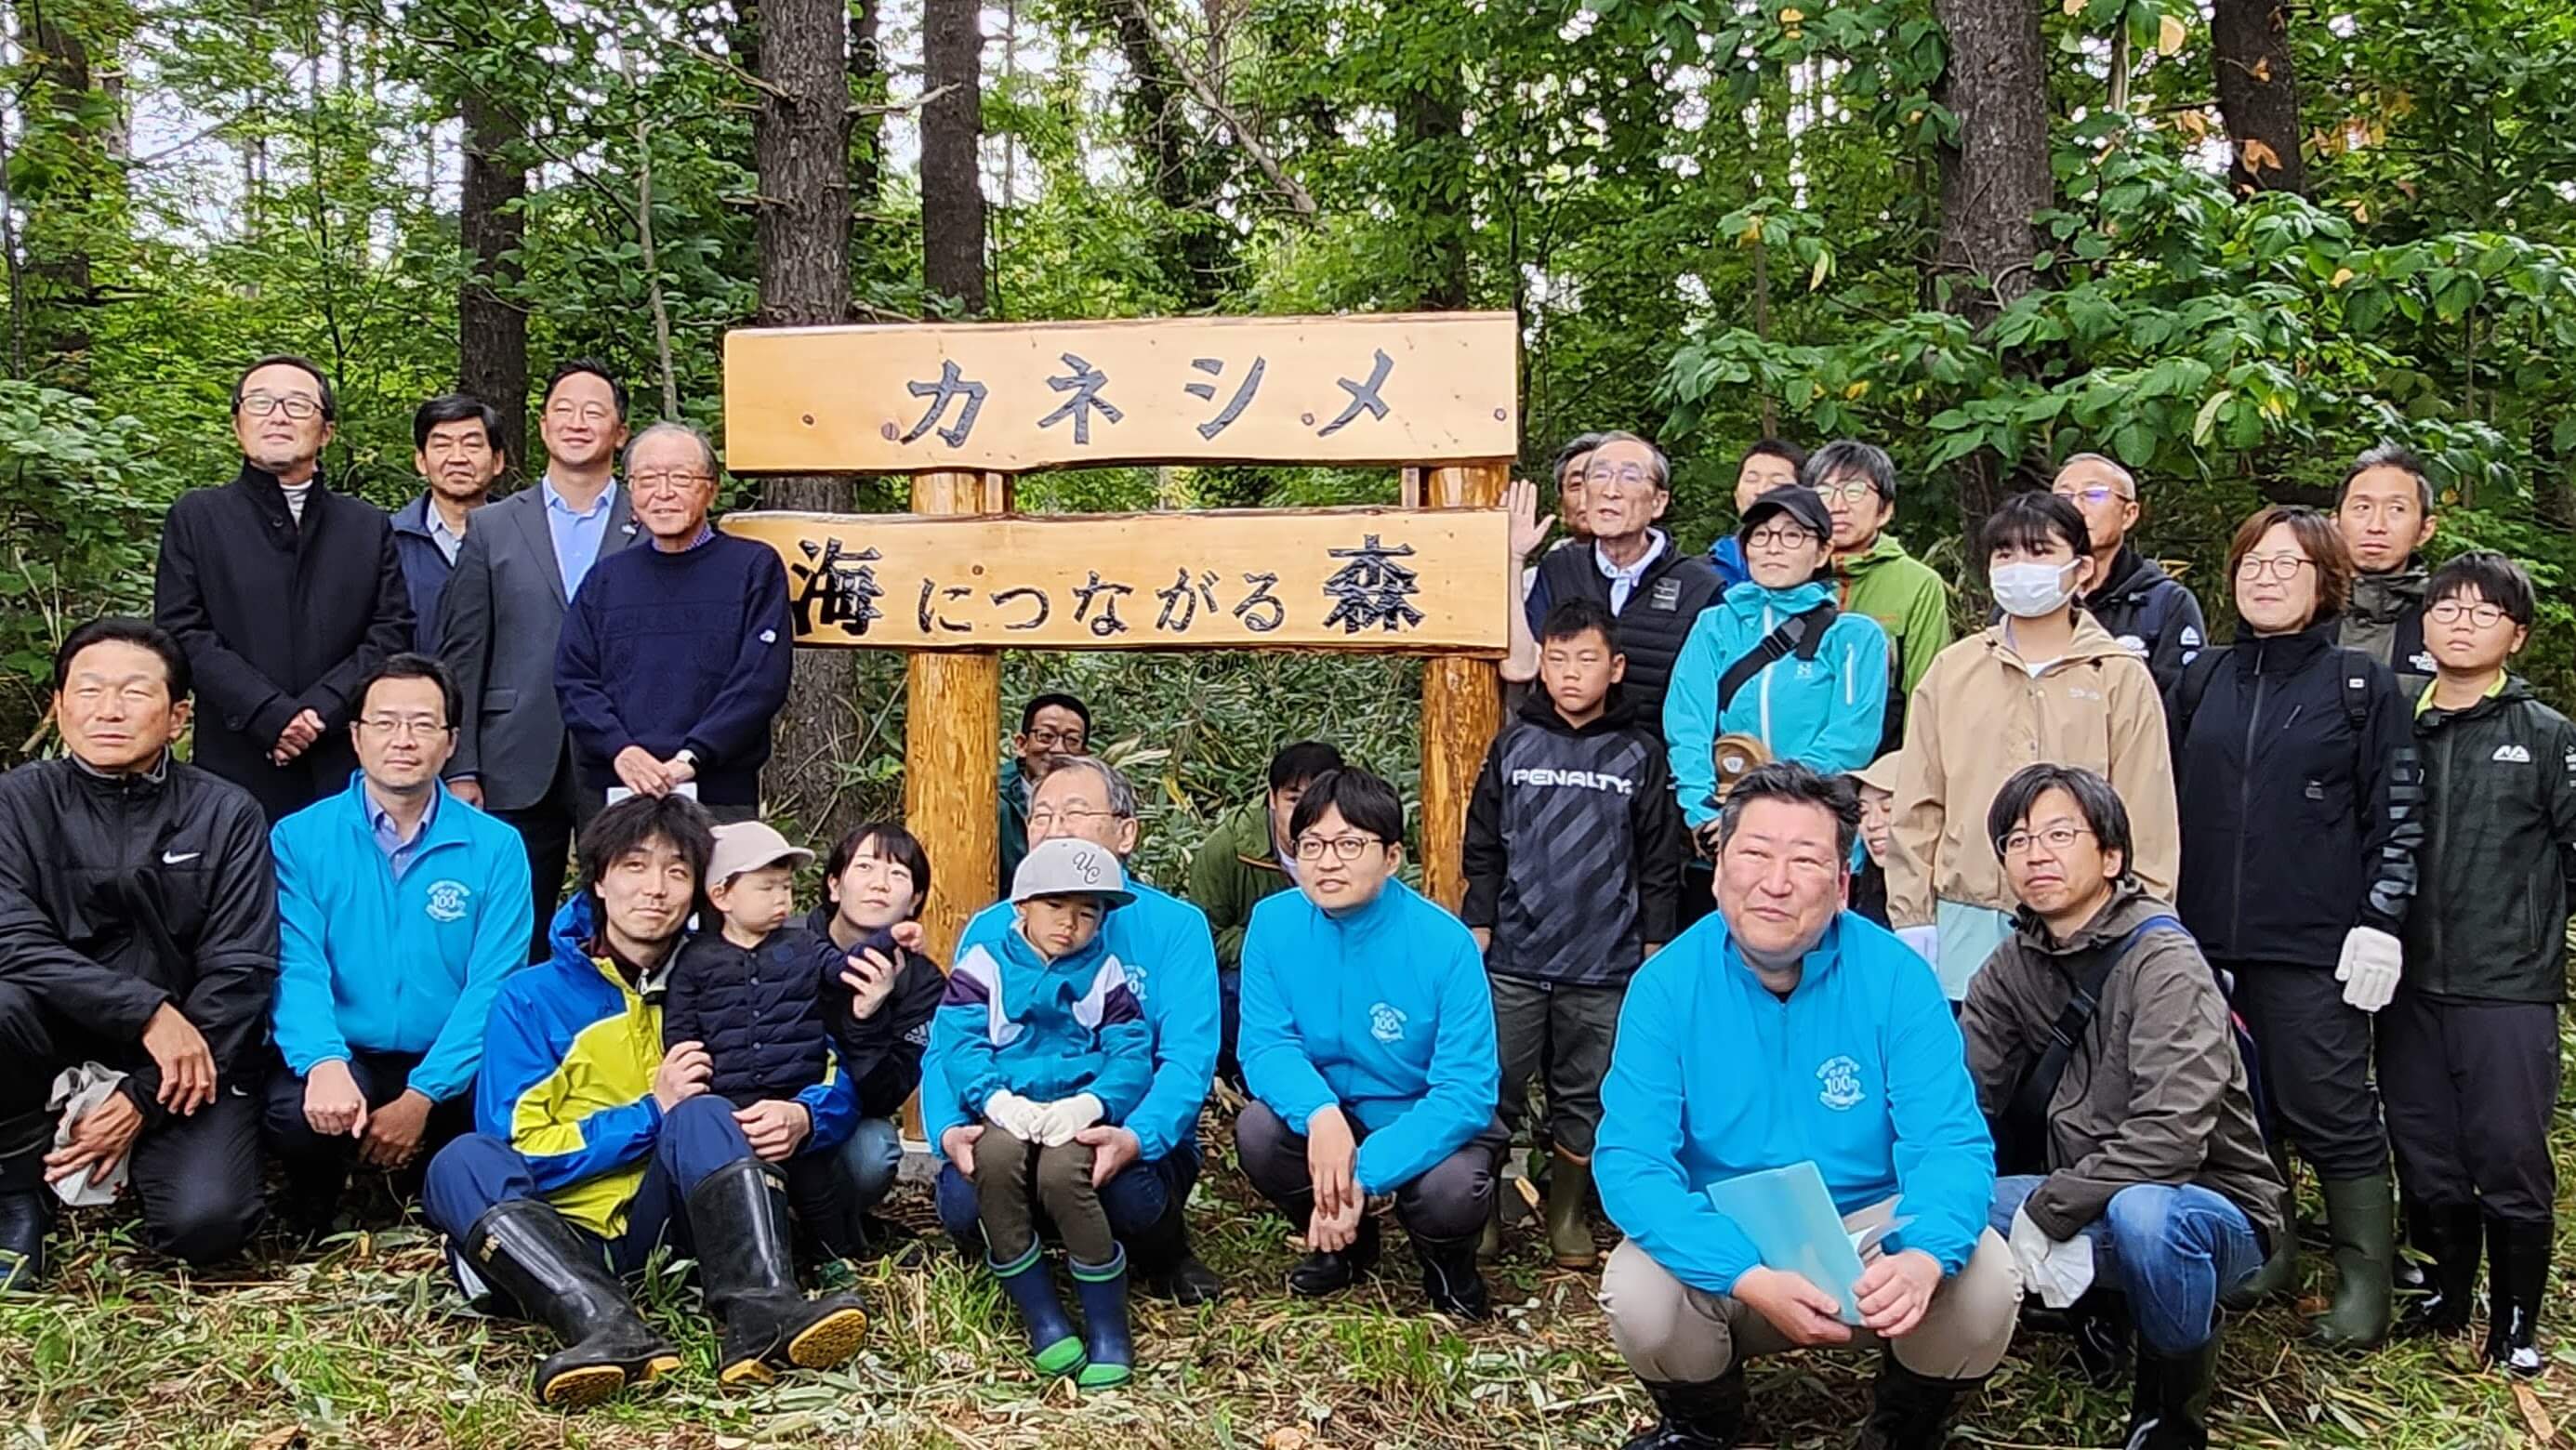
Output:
[1600, 1223, 2021, 1384]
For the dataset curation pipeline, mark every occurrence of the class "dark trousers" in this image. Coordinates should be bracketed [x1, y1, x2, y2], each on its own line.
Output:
[0, 982, 264, 1267]
[1218, 968, 1245, 1092]
[1235, 1099, 1506, 1244]
[936, 1134, 1200, 1252]
[259, 1050, 475, 1207]
[493, 745, 580, 963]
[2380, 993, 2558, 1226]
[2224, 960, 2387, 1180]
[421, 1095, 753, 1296]
[1491, 974, 1623, 1161]
[965, 1127, 1115, 1265]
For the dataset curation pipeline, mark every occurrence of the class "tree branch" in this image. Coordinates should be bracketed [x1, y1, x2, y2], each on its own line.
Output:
[1112, 0, 1316, 218]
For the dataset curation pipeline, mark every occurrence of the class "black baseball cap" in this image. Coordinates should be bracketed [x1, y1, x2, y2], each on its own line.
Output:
[1738, 484, 1833, 544]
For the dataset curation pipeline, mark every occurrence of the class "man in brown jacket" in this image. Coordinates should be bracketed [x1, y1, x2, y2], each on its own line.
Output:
[1960, 764, 2282, 1450]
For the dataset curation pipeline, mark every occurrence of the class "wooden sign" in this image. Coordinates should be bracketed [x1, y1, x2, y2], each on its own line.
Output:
[722, 505, 1511, 653]
[722, 312, 1519, 472]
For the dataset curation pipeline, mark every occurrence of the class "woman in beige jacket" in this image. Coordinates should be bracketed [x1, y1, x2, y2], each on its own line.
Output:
[1886, 491, 2180, 997]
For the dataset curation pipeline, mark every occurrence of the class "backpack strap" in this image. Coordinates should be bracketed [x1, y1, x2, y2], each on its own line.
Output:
[1714, 601, 1839, 716]
[1997, 913, 2188, 1173]
[2333, 649, 2373, 734]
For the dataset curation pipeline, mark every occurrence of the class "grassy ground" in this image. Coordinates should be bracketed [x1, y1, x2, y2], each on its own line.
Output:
[0, 1107, 2557, 1450]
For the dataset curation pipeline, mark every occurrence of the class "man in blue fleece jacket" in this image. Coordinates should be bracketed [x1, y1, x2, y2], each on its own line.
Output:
[553, 423, 789, 824]
[1237, 767, 1504, 1320]
[924, 754, 1227, 1305]
[1595, 762, 2017, 1450]
[266, 655, 533, 1229]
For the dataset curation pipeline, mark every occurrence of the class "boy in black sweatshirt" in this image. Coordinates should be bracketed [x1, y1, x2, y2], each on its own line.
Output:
[1462, 598, 1684, 1268]
[2384, 550, 2576, 1376]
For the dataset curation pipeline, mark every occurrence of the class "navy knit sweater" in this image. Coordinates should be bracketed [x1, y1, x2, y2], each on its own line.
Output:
[554, 531, 791, 806]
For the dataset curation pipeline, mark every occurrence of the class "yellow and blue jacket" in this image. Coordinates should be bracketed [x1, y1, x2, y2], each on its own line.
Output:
[472, 895, 857, 1236]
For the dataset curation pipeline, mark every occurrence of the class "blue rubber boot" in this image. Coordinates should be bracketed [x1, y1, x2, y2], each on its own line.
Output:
[1071, 1247, 1136, 1389]
[990, 1245, 1087, 1377]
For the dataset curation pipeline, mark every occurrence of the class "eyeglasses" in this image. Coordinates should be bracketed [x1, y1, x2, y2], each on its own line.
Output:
[630, 471, 713, 496]
[2052, 485, 2130, 508]
[1745, 525, 1819, 551]
[2428, 600, 2510, 628]
[1028, 805, 1123, 831]
[1294, 834, 1384, 863]
[358, 715, 452, 739]
[1811, 479, 1877, 506]
[1583, 462, 1656, 492]
[1027, 728, 1086, 750]
[1998, 824, 2096, 858]
[239, 393, 323, 420]
[2235, 553, 2315, 582]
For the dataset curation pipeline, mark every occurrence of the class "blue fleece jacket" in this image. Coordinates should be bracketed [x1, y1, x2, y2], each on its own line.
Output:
[1709, 534, 1750, 591]
[1665, 579, 1890, 826]
[934, 924, 1154, 1122]
[1239, 878, 1499, 1197]
[270, 772, 534, 1101]
[1594, 909, 1995, 1296]
[555, 530, 791, 806]
[927, 879, 1221, 1163]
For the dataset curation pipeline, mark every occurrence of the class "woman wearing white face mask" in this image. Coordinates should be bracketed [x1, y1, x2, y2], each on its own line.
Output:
[1885, 491, 2181, 998]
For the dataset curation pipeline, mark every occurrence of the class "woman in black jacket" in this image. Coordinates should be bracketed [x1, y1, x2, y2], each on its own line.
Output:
[2166, 505, 2423, 1350]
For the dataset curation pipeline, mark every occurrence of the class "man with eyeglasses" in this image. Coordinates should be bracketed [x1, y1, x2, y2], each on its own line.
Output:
[555, 423, 789, 827]
[928, 754, 1227, 1305]
[1804, 440, 1949, 753]
[153, 353, 415, 822]
[263, 653, 532, 1233]
[2333, 442, 2441, 684]
[0, 619, 276, 1289]
[1960, 764, 2280, 1450]
[390, 394, 509, 655]
[2050, 454, 2208, 694]
[1236, 767, 1504, 1320]
[439, 360, 643, 959]
[1000, 693, 1091, 886]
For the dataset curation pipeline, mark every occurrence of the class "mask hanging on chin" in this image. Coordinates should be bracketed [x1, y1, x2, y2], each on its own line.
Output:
[1990, 560, 2079, 619]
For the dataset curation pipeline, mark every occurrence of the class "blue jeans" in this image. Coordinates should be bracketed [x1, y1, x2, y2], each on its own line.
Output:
[826, 1116, 905, 1214]
[936, 1136, 1201, 1251]
[1989, 1176, 2262, 1356]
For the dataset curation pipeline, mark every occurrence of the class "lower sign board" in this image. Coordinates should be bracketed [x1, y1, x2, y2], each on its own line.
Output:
[722, 506, 1511, 653]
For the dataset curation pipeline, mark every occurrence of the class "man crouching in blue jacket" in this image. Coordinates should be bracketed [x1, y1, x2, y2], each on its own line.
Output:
[1596, 762, 2018, 1450]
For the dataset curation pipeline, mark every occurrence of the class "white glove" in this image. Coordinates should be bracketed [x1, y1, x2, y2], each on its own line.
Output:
[2334, 925, 2402, 1014]
[1034, 1093, 1105, 1147]
[1896, 924, 1938, 967]
[984, 1089, 1047, 1142]
[2007, 1205, 2097, 1310]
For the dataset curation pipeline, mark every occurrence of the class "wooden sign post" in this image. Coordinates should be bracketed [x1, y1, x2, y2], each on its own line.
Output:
[721, 311, 1518, 958]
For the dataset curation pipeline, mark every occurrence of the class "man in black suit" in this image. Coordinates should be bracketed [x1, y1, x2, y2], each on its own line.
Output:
[152, 354, 415, 822]
[439, 360, 641, 956]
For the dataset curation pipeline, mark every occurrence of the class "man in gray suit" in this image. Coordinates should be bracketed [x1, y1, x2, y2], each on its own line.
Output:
[438, 360, 640, 957]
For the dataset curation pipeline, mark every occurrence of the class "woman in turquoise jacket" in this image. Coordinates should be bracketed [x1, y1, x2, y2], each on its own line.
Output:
[1665, 487, 1891, 831]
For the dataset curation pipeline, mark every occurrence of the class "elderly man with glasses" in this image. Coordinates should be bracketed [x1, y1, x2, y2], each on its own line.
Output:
[2049, 454, 2209, 694]
[925, 753, 1229, 1305]
[153, 353, 416, 821]
[552, 422, 790, 826]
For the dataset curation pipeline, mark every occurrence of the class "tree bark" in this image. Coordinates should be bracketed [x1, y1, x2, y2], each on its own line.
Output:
[1399, 84, 1468, 310]
[752, 0, 865, 837]
[458, 90, 529, 472]
[17, 1, 104, 386]
[921, 0, 986, 313]
[1930, 0, 2051, 524]
[2211, 0, 2305, 196]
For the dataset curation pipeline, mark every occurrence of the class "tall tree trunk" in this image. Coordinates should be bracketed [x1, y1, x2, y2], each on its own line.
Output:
[920, 0, 986, 313]
[16, 0, 106, 387]
[458, 90, 529, 473]
[753, 0, 862, 836]
[1399, 84, 1467, 310]
[1929, 0, 2050, 526]
[2211, 0, 2305, 196]
[1090, 0, 1230, 307]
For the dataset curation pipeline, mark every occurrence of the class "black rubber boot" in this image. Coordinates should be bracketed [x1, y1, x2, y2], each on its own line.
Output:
[1129, 1193, 1222, 1306]
[1414, 1232, 1493, 1320]
[0, 1180, 51, 1294]
[1853, 1351, 1976, 1450]
[2486, 1216, 2551, 1378]
[2311, 1174, 2395, 1349]
[1288, 1214, 1380, 1298]
[2123, 1315, 2221, 1450]
[461, 1199, 680, 1407]
[1622, 1368, 1748, 1448]
[991, 1244, 1087, 1377]
[2396, 1203, 2482, 1338]
[1072, 1247, 1136, 1390]
[2067, 1287, 2134, 1391]
[684, 1160, 869, 1386]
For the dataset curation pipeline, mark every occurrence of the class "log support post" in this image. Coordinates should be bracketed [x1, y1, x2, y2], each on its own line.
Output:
[904, 468, 1013, 961]
[1416, 460, 1508, 911]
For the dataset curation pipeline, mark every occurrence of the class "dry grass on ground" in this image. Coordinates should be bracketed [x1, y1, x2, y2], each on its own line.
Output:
[1, 1119, 2564, 1448]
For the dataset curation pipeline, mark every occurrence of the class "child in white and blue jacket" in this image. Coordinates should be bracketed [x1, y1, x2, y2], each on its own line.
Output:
[934, 837, 1153, 1388]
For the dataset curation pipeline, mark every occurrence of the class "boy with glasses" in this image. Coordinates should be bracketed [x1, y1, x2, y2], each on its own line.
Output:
[2050, 454, 2208, 693]
[2383, 551, 2571, 1376]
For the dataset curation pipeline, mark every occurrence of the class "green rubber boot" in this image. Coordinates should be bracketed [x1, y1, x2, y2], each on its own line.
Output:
[2311, 1174, 2395, 1350]
[1477, 1192, 1502, 1261]
[2222, 1145, 2299, 1311]
[1546, 1156, 1597, 1269]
